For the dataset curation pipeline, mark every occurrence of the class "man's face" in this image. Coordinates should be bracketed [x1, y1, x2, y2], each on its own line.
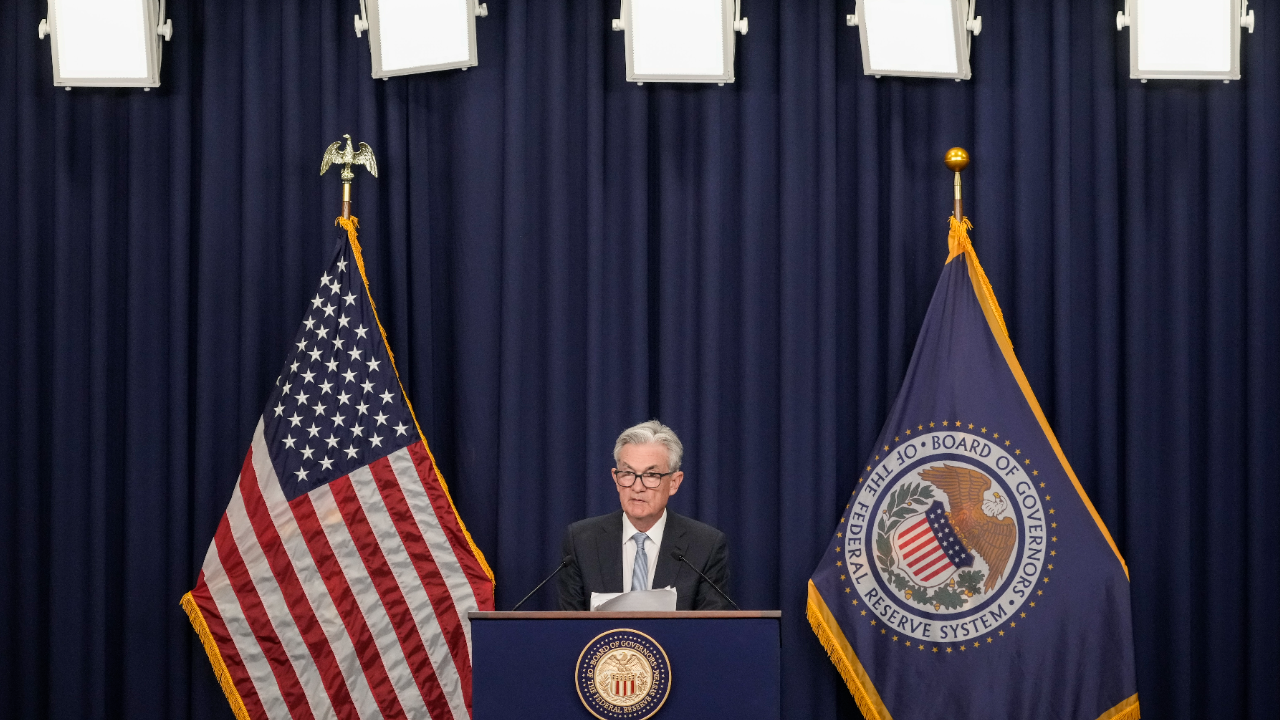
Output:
[614, 442, 683, 531]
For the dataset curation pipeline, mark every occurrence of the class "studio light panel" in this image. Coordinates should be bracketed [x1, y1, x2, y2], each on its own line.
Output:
[358, 0, 481, 78]
[618, 0, 746, 84]
[864, 0, 959, 75]
[43, 0, 167, 87]
[1119, 0, 1253, 80]
[631, 0, 726, 78]
[849, 0, 979, 80]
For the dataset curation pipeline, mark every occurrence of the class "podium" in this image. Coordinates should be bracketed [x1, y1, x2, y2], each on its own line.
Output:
[469, 611, 781, 720]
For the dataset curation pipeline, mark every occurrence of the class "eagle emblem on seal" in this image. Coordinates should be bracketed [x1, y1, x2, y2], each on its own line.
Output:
[920, 465, 1017, 592]
[595, 651, 651, 702]
[890, 465, 1016, 594]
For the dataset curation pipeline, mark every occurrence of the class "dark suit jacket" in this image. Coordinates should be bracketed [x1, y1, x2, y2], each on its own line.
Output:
[558, 510, 732, 611]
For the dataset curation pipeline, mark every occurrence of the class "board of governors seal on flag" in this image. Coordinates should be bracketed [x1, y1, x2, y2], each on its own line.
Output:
[576, 629, 671, 720]
[845, 427, 1048, 643]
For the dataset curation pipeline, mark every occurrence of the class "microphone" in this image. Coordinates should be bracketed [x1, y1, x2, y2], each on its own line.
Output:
[669, 551, 740, 611]
[511, 556, 572, 611]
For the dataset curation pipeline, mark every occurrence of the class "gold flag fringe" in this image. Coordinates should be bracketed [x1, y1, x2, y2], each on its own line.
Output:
[806, 581, 890, 720]
[946, 216, 1010, 346]
[1109, 704, 1141, 720]
[1097, 694, 1142, 720]
[180, 592, 251, 720]
[336, 216, 496, 585]
[807, 606, 881, 720]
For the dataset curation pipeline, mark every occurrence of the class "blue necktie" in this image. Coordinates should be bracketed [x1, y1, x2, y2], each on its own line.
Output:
[631, 532, 650, 592]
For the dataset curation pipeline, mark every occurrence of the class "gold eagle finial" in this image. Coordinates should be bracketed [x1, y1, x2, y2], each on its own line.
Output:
[321, 134, 378, 179]
[321, 134, 377, 218]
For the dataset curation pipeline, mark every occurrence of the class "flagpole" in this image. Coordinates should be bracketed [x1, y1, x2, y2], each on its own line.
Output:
[944, 147, 970, 220]
[341, 167, 353, 219]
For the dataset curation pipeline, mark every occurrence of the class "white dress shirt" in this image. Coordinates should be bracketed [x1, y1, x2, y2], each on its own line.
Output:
[621, 510, 667, 591]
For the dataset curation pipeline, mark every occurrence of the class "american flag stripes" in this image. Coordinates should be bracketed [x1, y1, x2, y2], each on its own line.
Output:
[182, 219, 494, 720]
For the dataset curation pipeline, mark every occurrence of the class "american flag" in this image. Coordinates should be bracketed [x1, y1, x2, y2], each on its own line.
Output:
[182, 222, 494, 720]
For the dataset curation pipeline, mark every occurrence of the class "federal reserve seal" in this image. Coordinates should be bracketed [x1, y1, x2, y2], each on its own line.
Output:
[845, 428, 1048, 643]
[576, 629, 671, 720]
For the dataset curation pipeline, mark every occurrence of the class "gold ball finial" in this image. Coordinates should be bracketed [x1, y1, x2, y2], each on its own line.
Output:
[944, 147, 970, 173]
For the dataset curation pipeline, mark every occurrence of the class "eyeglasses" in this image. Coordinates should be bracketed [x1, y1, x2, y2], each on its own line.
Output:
[612, 468, 675, 489]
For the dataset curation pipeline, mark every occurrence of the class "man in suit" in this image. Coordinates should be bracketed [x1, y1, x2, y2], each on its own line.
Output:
[558, 420, 732, 611]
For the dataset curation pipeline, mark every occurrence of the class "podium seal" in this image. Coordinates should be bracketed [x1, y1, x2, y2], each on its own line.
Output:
[576, 628, 671, 720]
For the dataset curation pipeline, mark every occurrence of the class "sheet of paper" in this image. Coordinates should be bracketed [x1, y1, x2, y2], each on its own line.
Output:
[589, 587, 677, 611]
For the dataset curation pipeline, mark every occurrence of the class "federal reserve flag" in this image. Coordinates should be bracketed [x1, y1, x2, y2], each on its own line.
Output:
[182, 218, 495, 720]
[808, 218, 1139, 720]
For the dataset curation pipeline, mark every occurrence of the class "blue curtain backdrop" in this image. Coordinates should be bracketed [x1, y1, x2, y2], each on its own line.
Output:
[1, 0, 1277, 718]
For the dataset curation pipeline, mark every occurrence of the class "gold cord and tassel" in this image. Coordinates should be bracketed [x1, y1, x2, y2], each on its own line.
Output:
[946, 215, 1010, 346]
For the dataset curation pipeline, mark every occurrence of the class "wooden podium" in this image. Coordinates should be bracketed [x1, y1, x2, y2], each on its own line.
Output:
[469, 611, 781, 719]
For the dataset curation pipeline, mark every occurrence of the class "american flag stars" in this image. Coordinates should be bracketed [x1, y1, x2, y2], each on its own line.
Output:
[262, 241, 418, 501]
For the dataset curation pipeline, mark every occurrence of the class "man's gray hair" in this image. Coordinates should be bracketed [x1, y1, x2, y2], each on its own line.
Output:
[613, 420, 685, 472]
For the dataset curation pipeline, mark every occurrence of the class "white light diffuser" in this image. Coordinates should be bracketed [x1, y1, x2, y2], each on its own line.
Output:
[847, 0, 981, 80]
[355, 0, 486, 79]
[1117, 0, 1254, 80]
[614, 0, 748, 84]
[40, 0, 171, 88]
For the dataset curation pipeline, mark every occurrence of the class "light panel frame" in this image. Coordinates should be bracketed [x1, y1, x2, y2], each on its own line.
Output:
[615, 0, 747, 85]
[848, 0, 981, 81]
[42, 0, 169, 88]
[356, 0, 485, 79]
[1117, 0, 1254, 81]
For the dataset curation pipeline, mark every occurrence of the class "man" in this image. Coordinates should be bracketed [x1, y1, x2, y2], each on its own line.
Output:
[558, 420, 732, 611]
